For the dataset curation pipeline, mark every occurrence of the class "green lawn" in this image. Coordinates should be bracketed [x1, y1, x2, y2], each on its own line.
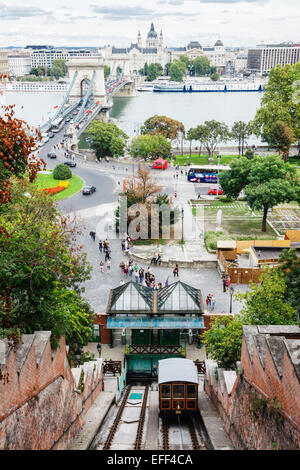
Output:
[35, 172, 84, 201]
[170, 154, 238, 166]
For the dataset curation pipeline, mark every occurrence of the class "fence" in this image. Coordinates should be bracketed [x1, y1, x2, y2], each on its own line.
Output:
[103, 360, 122, 375]
[128, 344, 183, 355]
[218, 250, 262, 284]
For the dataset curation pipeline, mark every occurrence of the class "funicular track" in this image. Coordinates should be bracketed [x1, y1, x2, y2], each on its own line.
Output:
[160, 412, 207, 450]
[101, 385, 149, 450]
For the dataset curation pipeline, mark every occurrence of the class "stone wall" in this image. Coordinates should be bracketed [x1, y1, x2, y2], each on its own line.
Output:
[204, 325, 300, 450]
[0, 331, 103, 449]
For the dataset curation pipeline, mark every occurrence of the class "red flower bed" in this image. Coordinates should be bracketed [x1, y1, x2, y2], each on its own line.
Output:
[43, 185, 65, 195]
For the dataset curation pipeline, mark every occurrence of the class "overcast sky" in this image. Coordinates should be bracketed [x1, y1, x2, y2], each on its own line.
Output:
[0, 0, 299, 49]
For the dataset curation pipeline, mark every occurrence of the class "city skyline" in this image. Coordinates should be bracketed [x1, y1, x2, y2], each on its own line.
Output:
[0, 0, 299, 49]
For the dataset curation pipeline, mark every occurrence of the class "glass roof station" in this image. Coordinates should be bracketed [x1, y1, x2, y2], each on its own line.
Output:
[106, 280, 205, 329]
[106, 281, 205, 381]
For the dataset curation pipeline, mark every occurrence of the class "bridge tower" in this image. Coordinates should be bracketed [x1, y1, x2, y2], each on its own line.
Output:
[66, 57, 107, 105]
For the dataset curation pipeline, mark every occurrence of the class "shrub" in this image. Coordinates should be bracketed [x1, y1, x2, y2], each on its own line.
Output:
[53, 163, 72, 180]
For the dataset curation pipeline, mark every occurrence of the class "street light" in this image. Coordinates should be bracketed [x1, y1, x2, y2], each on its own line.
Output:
[229, 286, 234, 314]
[181, 207, 184, 244]
[75, 347, 82, 367]
[96, 342, 102, 357]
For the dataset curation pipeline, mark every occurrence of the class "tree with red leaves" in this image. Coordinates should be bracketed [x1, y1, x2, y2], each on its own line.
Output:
[0, 73, 45, 205]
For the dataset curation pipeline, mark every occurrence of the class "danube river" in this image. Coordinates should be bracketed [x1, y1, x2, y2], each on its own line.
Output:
[3, 89, 263, 144]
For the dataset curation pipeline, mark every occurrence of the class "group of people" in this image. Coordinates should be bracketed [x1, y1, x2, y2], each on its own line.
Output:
[98, 239, 111, 272]
[205, 293, 216, 311]
[119, 258, 170, 290]
[222, 274, 231, 292]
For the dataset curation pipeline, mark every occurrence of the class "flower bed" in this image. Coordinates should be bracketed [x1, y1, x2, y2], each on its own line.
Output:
[43, 180, 70, 195]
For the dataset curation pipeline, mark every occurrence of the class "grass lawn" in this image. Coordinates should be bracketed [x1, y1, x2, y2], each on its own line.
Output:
[170, 154, 239, 166]
[34, 172, 84, 201]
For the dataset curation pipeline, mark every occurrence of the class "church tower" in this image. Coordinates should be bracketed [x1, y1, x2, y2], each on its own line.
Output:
[137, 30, 142, 49]
[146, 23, 159, 48]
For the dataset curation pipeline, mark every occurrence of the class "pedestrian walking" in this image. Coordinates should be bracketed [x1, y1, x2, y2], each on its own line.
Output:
[226, 275, 231, 289]
[106, 258, 111, 270]
[211, 296, 216, 311]
[222, 276, 227, 292]
[96, 342, 102, 357]
[173, 264, 179, 277]
[197, 192, 201, 200]
[139, 268, 144, 284]
[206, 295, 211, 308]
[100, 260, 104, 273]
[99, 240, 103, 253]
[89, 231, 96, 241]
[165, 277, 169, 287]
[135, 271, 139, 284]
[129, 265, 133, 277]
[174, 191, 177, 199]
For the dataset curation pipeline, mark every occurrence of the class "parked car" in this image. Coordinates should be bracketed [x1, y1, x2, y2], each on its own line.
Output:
[47, 152, 57, 159]
[82, 185, 96, 195]
[208, 187, 223, 195]
[64, 161, 77, 168]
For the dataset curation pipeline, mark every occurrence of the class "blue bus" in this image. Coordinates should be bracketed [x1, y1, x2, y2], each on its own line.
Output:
[187, 164, 230, 183]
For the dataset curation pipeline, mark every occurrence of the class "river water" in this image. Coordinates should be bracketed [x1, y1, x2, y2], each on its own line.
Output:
[3, 90, 263, 144]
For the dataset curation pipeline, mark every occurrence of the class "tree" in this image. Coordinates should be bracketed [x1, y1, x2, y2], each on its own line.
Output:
[0, 179, 94, 348]
[146, 63, 159, 82]
[85, 121, 128, 159]
[187, 128, 198, 157]
[135, 164, 161, 203]
[237, 267, 297, 326]
[231, 121, 253, 157]
[202, 267, 298, 369]
[141, 115, 185, 141]
[104, 65, 111, 78]
[202, 316, 244, 369]
[49, 59, 67, 80]
[268, 120, 294, 161]
[210, 72, 220, 81]
[169, 62, 185, 82]
[202, 120, 230, 160]
[53, 163, 72, 180]
[194, 124, 208, 157]
[193, 56, 211, 76]
[132, 134, 172, 160]
[219, 155, 300, 232]
[0, 75, 45, 205]
[277, 248, 300, 308]
[253, 63, 300, 145]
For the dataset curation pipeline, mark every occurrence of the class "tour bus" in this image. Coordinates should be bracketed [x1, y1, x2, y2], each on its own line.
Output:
[187, 164, 230, 183]
[51, 117, 64, 133]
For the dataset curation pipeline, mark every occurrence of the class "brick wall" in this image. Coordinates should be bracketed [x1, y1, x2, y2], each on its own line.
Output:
[94, 314, 111, 344]
[204, 326, 300, 450]
[0, 332, 103, 450]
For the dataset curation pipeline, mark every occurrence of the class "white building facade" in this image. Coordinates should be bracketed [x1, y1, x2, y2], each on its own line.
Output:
[247, 43, 300, 73]
[8, 53, 31, 77]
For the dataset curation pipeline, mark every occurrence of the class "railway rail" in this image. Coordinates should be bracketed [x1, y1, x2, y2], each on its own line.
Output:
[160, 413, 207, 450]
[99, 385, 149, 450]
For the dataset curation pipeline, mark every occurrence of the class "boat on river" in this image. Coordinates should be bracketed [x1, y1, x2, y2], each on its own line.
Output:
[153, 80, 264, 93]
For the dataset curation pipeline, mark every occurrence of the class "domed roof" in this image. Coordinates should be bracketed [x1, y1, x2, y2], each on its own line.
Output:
[214, 40, 224, 47]
[147, 23, 158, 38]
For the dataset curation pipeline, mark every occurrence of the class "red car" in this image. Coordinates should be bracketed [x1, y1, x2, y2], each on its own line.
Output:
[208, 187, 223, 195]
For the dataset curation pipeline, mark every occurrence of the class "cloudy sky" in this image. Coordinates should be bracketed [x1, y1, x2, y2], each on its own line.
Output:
[0, 0, 299, 49]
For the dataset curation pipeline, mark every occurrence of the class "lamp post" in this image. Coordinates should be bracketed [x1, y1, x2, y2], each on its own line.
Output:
[229, 286, 234, 314]
[181, 207, 184, 244]
[217, 153, 221, 192]
[96, 342, 102, 357]
[75, 347, 82, 367]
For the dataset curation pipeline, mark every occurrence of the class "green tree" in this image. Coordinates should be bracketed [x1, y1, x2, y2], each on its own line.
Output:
[202, 267, 298, 369]
[104, 65, 111, 78]
[146, 63, 159, 82]
[169, 62, 185, 82]
[267, 120, 294, 161]
[0, 179, 94, 348]
[219, 155, 300, 231]
[210, 72, 220, 81]
[231, 121, 253, 157]
[141, 115, 185, 140]
[187, 128, 198, 157]
[202, 120, 230, 160]
[253, 63, 300, 144]
[86, 121, 128, 159]
[193, 56, 211, 76]
[202, 315, 244, 370]
[53, 163, 72, 180]
[277, 248, 300, 308]
[132, 134, 172, 160]
[49, 59, 67, 80]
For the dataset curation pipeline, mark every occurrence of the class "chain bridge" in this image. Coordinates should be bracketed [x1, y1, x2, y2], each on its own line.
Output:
[38, 56, 134, 137]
